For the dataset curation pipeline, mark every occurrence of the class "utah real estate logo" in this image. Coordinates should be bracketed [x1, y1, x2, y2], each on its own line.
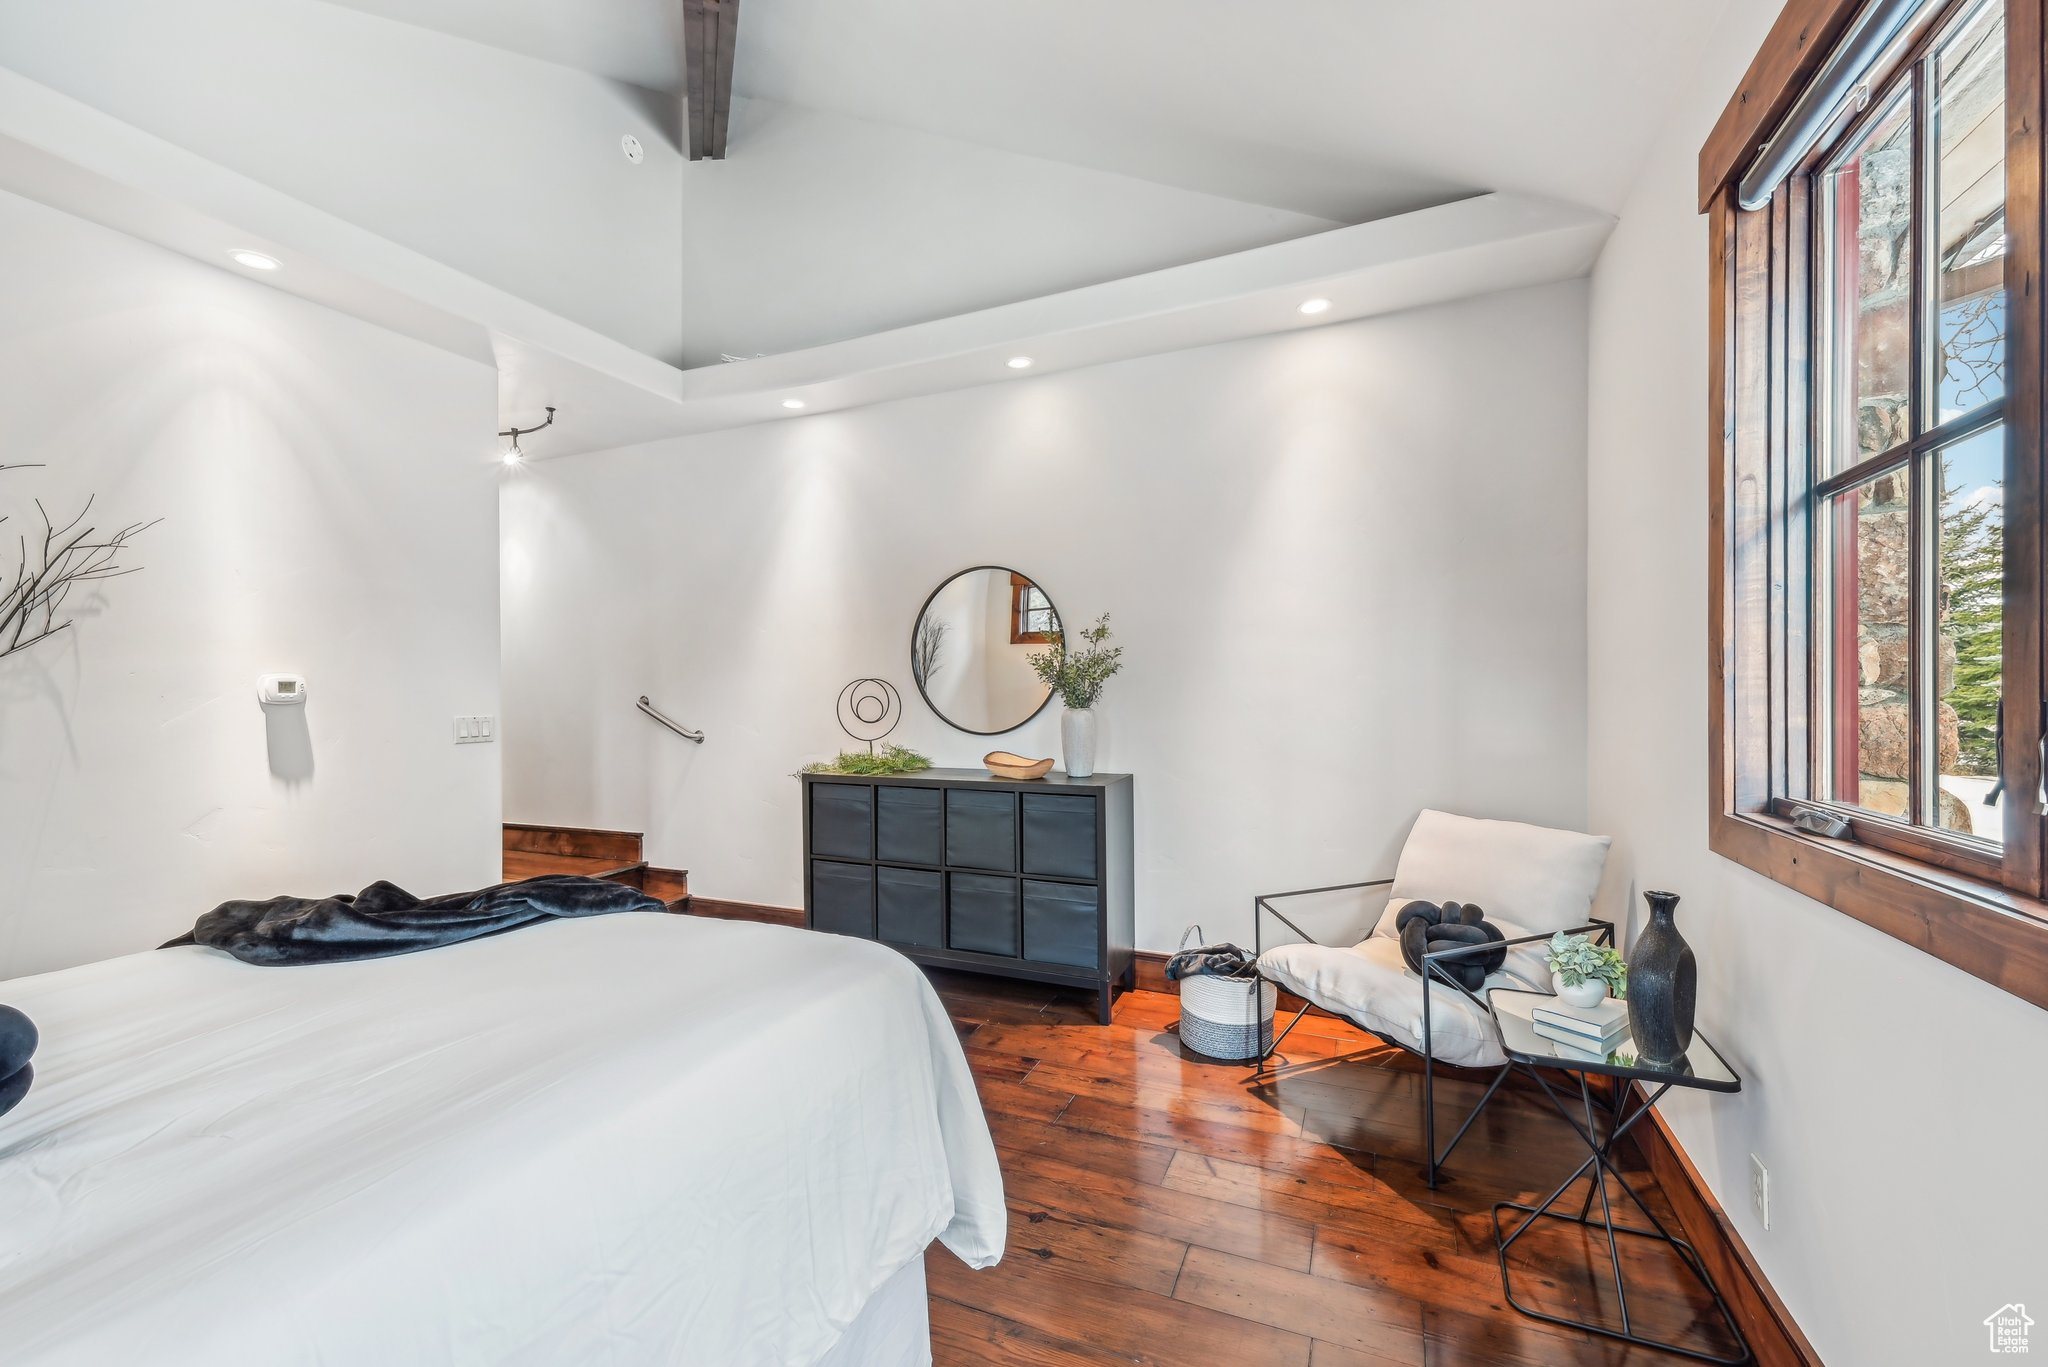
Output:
[1986, 1304, 2034, 1354]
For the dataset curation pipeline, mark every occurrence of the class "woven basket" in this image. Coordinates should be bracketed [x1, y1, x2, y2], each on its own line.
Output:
[1174, 925, 1278, 1061]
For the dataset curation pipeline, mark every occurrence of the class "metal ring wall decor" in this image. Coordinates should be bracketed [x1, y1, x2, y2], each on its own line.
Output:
[836, 678, 902, 752]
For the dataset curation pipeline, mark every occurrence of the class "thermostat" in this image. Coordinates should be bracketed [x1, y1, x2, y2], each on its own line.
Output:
[258, 674, 308, 705]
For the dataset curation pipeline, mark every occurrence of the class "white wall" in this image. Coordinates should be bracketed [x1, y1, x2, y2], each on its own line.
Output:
[1587, 2, 2048, 1361]
[0, 188, 503, 976]
[502, 280, 1592, 950]
[0, 0, 685, 364]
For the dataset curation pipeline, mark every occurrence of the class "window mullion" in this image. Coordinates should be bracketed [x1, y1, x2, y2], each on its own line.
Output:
[1815, 400, 2008, 497]
[1911, 57, 1933, 826]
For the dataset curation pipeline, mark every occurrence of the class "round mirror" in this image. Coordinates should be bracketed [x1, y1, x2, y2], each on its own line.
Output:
[911, 566, 1062, 735]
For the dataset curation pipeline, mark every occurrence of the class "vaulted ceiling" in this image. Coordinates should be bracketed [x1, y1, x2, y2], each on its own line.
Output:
[323, 0, 1718, 221]
[0, 0, 1722, 415]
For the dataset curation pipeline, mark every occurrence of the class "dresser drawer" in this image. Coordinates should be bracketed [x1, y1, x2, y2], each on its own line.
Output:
[945, 790, 1017, 871]
[1021, 793, 1098, 880]
[948, 872, 1019, 957]
[1023, 879, 1100, 969]
[876, 866, 944, 948]
[809, 783, 873, 861]
[810, 860, 873, 938]
[876, 786, 943, 866]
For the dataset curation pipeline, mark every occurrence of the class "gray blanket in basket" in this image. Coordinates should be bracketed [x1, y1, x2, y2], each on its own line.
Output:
[1166, 941, 1258, 981]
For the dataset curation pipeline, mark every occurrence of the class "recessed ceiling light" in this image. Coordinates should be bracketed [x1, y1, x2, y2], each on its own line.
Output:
[782, 398, 806, 410]
[1007, 356, 1034, 370]
[229, 250, 281, 271]
[1298, 298, 1332, 315]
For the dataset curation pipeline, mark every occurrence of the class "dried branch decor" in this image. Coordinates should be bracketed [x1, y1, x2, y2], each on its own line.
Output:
[0, 464, 156, 662]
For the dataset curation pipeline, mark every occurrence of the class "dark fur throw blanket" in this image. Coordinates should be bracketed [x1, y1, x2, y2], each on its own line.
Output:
[163, 875, 666, 966]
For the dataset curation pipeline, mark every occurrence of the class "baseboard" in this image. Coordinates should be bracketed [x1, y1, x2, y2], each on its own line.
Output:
[1627, 1088, 1822, 1367]
[684, 897, 804, 929]
[1132, 950, 1173, 993]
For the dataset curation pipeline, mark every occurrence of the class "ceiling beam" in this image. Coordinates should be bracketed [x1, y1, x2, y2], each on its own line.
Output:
[681, 0, 739, 160]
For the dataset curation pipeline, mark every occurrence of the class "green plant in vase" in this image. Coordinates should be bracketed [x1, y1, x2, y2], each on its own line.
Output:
[1027, 613, 1123, 779]
[1546, 931, 1627, 1007]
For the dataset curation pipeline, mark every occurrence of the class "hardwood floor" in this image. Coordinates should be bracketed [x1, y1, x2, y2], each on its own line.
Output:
[923, 971, 1743, 1367]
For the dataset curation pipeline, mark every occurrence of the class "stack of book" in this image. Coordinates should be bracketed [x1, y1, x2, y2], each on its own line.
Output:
[1532, 997, 1628, 1061]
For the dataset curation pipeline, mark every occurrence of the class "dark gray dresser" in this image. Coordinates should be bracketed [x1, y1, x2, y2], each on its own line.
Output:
[802, 768, 1135, 1022]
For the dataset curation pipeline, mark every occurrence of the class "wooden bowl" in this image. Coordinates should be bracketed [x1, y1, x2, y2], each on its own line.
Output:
[984, 751, 1054, 781]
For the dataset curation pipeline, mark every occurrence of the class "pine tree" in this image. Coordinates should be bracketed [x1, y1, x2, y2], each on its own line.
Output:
[1941, 454, 2003, 775]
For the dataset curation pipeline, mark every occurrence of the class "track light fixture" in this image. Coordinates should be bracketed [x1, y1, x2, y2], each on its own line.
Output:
[499, 406, 556, 465]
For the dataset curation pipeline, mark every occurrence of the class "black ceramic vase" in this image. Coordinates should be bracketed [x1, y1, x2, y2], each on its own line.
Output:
[1626, 891, 1696, 1067]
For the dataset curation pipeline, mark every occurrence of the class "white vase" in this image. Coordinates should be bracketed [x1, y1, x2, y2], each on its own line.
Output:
[1551, 971, 1606, 1009]
[1060, 707, 1097, 778]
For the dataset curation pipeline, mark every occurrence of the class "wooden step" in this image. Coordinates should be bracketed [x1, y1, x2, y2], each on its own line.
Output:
[502, 822, 642, 865]
[502, 825, 688, 910]
[502, 848, 645, 883]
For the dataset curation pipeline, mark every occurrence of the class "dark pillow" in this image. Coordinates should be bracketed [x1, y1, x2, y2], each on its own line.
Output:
[0, 1063, 31, 1118]
[1395, 900, 1507, 992]
[0, 1005, 37, 1120]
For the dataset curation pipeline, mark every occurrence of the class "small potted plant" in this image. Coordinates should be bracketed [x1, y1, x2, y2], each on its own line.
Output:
[1546, 932, 1627, 1008]
[1027, 613, 1123, 778]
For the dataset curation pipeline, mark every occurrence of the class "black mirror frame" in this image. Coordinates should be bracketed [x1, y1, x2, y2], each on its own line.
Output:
[910, 565, 1062, 737]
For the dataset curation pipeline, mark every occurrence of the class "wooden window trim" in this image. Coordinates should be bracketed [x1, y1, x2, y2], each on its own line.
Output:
[1009, 573, 1055, 645]
[1707, 0, 2048, 1012]
[1710, 808, 2048, 1005]
[1700, 0, 1873, 212]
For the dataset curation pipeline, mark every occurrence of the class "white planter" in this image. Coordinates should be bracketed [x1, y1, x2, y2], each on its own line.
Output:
[1060, 707, 1097, 778]
[1180, 974, 1278, 1061]
[1550, 971, 1607, 1009]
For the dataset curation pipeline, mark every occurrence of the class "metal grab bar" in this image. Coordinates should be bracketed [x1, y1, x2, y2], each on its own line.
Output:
[637, 695, 705, 743]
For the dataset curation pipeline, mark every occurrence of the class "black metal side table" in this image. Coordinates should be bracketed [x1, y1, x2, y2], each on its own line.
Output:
[1483, 989, 1751, 1365]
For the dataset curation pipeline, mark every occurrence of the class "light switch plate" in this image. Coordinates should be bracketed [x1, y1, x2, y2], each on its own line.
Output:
[1749, 1153, 1769, 1230]
[455, 715, 496, 744]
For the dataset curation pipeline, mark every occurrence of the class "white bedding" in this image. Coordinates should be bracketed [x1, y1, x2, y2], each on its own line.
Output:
[0, 913, 1005, 1366]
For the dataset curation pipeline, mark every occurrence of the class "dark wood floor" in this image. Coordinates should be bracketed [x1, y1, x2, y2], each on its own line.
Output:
[922, 971, 1742, 1367]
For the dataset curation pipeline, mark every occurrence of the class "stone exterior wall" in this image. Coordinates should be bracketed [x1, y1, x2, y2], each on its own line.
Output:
[1851, 466, 1970, 831]
[1842, 130, 1974, 832]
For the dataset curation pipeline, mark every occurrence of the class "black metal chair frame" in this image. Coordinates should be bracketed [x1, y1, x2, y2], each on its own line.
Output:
[1252, 878, 1614, 1188]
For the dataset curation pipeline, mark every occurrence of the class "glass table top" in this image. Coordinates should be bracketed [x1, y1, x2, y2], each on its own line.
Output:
[1486, 989, 1741, 1093]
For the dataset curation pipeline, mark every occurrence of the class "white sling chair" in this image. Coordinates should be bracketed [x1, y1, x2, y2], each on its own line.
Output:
[1254, 809, 1613, 1187]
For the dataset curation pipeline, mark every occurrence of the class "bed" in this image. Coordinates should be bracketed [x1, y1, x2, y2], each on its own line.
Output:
[0, 911, 1005, 1366]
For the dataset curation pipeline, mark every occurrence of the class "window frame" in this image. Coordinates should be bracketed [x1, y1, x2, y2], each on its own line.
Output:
[1009, 574, 1056, 645]
[1802, 3, 2012, 871]
[1705, 0, 2048, 1009]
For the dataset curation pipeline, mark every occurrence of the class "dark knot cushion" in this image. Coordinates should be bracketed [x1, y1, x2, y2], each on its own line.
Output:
[0, 1005, 38, 1121]
[1395, 900, 1507, 992]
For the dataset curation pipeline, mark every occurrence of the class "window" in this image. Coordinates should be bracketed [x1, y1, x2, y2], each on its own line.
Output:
[1813, 0, 2007, 847]
[1010, 574, 1056, 644]
[1705, 0, 2048, 1008]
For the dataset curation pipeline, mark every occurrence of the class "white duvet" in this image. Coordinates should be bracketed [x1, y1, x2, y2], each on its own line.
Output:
[0, 913, 1005, 1366]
